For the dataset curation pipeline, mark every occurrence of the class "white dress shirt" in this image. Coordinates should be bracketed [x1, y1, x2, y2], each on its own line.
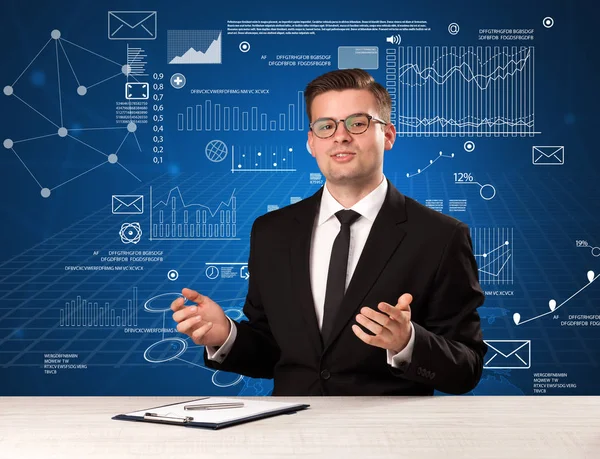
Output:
[207, 176, 415, 368]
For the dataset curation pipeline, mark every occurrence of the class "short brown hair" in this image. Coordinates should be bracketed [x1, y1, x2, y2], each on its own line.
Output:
[304, 68, 392, 123]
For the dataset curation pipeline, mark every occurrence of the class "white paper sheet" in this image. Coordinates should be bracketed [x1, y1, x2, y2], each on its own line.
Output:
[126, 398, 307, 424]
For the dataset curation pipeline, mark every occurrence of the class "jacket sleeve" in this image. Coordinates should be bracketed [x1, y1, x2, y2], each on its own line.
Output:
[204, 219, 281, 379]
[391, 222, 487, 394]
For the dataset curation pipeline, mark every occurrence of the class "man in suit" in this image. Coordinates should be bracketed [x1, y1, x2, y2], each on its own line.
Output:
[171, 68, 487, 396]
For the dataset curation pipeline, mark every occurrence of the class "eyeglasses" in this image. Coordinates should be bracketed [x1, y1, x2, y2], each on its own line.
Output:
[309, 113, 388, 139]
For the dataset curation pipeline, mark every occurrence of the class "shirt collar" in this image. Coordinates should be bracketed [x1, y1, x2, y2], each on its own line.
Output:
[317, 176, 388, 226]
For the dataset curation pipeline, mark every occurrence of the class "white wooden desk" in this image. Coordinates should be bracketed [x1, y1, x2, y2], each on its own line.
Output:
[1, 396, 599, 459]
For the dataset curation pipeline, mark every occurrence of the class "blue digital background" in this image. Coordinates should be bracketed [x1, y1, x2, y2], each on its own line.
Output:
[1, 0, 598, 395]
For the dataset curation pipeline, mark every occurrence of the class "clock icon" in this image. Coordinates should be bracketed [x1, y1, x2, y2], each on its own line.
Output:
[205, 265, 219, 280]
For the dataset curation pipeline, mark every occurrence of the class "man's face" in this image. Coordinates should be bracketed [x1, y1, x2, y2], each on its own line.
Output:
[307, 89, 395, 188]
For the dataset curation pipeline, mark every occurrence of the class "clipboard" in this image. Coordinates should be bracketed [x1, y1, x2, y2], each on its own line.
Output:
[112, 398, 310, 430]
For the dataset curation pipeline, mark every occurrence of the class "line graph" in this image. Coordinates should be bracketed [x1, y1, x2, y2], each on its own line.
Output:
[406, 150, 454, 178]
[168, 30, 221, 64]
[149, 186, 239, 240]
[514, 271, 599, 325]
[470, 228, 513, 284]
[386, 46, 537, 136]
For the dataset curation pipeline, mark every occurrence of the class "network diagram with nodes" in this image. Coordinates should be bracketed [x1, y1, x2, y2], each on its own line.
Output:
[3, 29, 143, 198]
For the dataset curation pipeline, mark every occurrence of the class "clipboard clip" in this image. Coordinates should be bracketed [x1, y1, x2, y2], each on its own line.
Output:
[144, 412, 194, 424]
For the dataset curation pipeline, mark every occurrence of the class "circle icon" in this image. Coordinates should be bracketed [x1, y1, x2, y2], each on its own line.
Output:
[144, 292, 188, 313]
[211, 370, 244, 388]
[143, 338, 188, 364]
[167, 269, 179, 281]
[170, 73, 186, 89]
[464, 141, 475, 152]
[239, 41, 251, 53]
[205, 140, 228, 162]
[480, 184, 496, 201]
[543, 17, 554, 28]
[205, 265, 219, 280]
[448, 23, 460, 35]
[223, 308, 244, 321]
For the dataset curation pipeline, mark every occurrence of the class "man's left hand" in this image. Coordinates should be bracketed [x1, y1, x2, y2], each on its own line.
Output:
[352, 293, 413, 354]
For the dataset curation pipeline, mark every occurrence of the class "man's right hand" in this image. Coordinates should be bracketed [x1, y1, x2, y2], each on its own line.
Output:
[170, 288, 231, 347]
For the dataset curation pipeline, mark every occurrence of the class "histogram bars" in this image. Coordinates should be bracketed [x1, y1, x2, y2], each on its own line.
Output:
[386, 46, 538, 136]
[149, 186, 239, 241]
[126, 45, 147, 77]
[60, 287, 138, 327]
[176, 91, 305, 132]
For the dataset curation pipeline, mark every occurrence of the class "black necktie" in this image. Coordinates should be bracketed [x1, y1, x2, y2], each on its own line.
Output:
[321, 209, 361, 342]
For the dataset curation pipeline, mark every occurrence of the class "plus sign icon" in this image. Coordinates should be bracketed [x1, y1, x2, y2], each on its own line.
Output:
[170, 73, 186, 89]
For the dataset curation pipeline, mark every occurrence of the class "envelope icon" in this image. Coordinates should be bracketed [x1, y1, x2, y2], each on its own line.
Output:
[484, 340, 531, 369]
[108, 11, 157, 40]
[112, 195, 144, 214]
[532, 146, 564, 165]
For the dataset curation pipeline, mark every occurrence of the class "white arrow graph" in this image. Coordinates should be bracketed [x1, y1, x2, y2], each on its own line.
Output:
[514, 270, 599, 325]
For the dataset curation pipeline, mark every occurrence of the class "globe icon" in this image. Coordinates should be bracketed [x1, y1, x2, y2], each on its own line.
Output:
[205, 140, 228, 162]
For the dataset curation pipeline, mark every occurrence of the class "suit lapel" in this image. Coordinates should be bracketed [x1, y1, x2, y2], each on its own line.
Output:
[323, 182, 408, 349]
[289, 188, 324, 354]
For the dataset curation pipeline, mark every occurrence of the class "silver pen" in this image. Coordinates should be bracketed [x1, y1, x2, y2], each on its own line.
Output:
[184, 402, 245, 410]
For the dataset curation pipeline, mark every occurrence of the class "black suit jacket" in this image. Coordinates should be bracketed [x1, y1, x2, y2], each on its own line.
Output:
[205, 181, 487, 395]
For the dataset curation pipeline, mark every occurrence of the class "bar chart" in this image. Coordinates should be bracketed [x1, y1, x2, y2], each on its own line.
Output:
[150, 186, 239, 240]
[176, 91, 306, 132]
[60, 287, 138, 327]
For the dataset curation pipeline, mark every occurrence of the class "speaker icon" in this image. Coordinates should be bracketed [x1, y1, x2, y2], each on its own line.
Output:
[385, 34, 401, 45]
